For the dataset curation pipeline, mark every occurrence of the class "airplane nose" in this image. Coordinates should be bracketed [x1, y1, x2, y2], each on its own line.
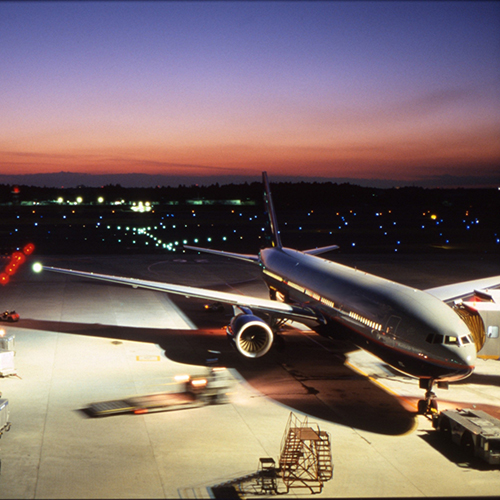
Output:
[451, 343, 476, 379]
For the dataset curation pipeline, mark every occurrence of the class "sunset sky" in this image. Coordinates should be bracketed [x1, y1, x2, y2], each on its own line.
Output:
[1, 1, 499, 187]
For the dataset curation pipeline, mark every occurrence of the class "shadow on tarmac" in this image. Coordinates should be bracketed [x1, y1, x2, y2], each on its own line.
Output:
[12, 318, 417, 436]
[419, 429, 500, 471]
[455, 372, 500, 388]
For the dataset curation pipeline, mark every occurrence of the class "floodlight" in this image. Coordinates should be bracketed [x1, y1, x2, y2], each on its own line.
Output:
[32, 262, 43, 273]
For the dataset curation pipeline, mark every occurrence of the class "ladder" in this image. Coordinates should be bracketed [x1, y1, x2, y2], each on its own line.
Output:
[316, 431, 334, 481]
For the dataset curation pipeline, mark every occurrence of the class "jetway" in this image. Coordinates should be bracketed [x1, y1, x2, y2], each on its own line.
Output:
[459, 289, 500, 360]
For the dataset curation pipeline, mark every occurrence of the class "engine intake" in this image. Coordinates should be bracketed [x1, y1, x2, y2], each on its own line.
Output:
[227, 314, 274, 358]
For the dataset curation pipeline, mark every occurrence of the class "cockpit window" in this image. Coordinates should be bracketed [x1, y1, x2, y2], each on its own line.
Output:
[426, 334, 469, 347]
[425, 334, 444, 344]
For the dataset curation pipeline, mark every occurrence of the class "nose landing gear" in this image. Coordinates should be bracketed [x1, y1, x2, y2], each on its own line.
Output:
[418, 379, 440, 415]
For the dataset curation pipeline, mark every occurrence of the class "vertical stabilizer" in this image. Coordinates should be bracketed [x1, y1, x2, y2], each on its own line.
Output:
[263, 172, 282, 248]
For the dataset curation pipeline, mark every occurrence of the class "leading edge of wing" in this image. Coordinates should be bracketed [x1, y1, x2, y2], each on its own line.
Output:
[37, 265, 318, 322]
[426, 275, 500, 302]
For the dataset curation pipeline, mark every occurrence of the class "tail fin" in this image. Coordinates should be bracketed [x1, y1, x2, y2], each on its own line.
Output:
[262, 172, 282, 249]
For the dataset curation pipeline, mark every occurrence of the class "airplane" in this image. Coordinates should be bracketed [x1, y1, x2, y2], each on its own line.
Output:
[32, 172, 500, 415]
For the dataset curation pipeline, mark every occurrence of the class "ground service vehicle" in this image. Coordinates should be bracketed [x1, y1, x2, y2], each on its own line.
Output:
[86, 369, 229, 417]
[433, 408, 500, 465]
[0, 398, 11, 437]
[0, 311, 19, 322]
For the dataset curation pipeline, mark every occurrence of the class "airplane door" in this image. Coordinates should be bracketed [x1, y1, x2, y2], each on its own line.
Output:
[386, 315, 401, 336]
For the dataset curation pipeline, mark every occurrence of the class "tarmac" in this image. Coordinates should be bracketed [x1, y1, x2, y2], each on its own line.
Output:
[0, 252, 499, 499]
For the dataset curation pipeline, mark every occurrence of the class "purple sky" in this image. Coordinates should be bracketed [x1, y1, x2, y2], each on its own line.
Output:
[1, 1, 499, 187]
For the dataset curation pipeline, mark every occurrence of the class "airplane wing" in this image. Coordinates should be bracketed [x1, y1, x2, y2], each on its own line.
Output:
[35, 265, 321, 324]
[426, 275, 500, 303]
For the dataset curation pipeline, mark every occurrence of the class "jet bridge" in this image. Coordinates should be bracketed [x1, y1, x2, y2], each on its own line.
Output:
[455, 289, 500, 360]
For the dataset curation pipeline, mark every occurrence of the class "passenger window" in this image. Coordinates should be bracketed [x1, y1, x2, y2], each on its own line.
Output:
[487, 326, 499, 339]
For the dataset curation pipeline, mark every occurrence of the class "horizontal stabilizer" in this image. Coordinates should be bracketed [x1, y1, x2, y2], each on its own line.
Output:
[303, 244, 339, 256]
[183, 245, 259, 263]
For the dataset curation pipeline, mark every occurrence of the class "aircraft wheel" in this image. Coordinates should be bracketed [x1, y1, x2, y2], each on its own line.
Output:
[417, 400, 427, 414]
[430, 399, 438, 412]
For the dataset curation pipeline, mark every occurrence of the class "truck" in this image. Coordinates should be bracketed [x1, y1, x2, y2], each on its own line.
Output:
[86, 367, 230, 417]
[432, 408, 500, 465]
[0, 398, 11, 438]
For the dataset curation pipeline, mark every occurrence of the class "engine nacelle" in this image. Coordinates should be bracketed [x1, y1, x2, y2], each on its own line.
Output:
[226, 313, 274, 358]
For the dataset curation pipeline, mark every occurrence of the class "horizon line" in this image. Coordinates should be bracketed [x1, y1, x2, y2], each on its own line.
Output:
[1, 171, 499, 190]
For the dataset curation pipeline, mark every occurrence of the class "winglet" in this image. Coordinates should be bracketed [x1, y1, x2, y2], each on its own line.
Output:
[262, 172, 282, 249]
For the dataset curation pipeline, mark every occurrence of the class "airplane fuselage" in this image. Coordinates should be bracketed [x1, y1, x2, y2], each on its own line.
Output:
[259, 247, 476, 382]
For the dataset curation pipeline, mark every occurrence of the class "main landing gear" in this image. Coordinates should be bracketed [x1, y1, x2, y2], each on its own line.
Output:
[418, 379, 446, 415]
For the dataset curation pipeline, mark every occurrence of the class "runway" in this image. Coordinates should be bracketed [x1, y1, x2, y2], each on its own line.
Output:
[0, 253, 499, 498]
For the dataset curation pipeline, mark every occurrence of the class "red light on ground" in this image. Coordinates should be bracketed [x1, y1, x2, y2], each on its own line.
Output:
[12, 252, 26, 264]
[5, 265, 18, 276]
[0, 273, 9, 285]
[11, 186, 20, 194]
[23, 243, 35, 255]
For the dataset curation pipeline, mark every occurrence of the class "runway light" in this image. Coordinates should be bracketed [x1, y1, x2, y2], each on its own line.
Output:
[23, 243, 35, 255]
[32, 263, 43, 273]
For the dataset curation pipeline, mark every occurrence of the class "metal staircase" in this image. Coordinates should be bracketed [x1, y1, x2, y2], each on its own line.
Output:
[279, 412, 333, 493]
[208, 412, 333, 496]
[316, 430, 334, 481]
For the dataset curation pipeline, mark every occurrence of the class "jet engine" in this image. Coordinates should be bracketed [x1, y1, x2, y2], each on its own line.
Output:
[226, 313, 274, 358]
